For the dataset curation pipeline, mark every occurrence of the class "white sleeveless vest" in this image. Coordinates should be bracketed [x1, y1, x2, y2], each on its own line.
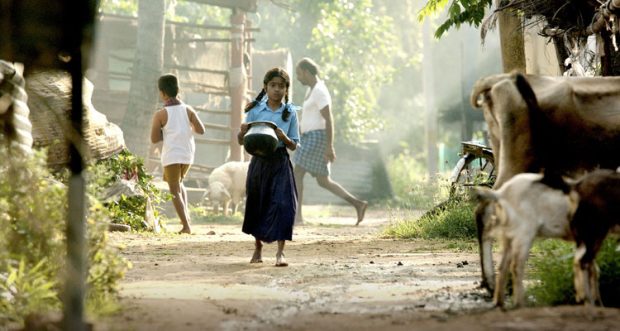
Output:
[160, 103, 195, 166]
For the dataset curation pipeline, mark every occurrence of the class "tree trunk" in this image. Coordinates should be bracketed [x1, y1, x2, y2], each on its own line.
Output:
[423, 20, 438, 178]
[122, 0, 166, 158]
[498, 10, 526, 73]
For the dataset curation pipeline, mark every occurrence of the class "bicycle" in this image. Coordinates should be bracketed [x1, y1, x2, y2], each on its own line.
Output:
[448, 141, 496, 198]
[420, 141, 495, 219]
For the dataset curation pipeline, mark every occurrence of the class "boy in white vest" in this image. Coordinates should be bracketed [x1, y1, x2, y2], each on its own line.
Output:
[150, 74, 205, 234]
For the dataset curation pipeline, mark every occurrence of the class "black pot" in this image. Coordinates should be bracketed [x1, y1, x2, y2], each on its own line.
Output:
[243, 121, 278, 156]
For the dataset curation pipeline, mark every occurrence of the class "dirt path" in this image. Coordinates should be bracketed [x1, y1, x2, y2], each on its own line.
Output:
[97, 206, 620, 331]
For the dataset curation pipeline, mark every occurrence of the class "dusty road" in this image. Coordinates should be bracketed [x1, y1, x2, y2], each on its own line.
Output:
[97, 206, 620, 331]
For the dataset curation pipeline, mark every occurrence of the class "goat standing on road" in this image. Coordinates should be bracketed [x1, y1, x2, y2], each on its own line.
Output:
[474, 173, 577, 308]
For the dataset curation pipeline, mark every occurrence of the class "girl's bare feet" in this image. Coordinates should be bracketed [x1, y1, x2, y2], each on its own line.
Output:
[250, 239, 263, 263]
[250, 249, 263, 263]
[275, 252, 288, 267]
[275, 240, 288, 266]
[178, 227, 192, 234]
[355, 201, 368, 226]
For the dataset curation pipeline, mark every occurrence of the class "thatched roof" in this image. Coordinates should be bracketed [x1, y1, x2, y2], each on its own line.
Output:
[482, 0, 613, 38]
[26, 70, 125, 167]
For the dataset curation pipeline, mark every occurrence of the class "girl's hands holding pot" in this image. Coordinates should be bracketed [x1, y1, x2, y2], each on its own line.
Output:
[274, 127, 287, 141]
[240, 123, 249, 135]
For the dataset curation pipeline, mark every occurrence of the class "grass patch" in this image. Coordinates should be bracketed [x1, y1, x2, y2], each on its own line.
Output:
[527, 237, 620, 307]
[383, 198, 477, 240]
[188, 205, 243, 225]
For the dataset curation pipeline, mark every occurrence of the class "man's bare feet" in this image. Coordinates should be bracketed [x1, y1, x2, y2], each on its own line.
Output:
[178, 227, 192, 234]
[275, 253, 288, 267]
[355, 201, 368, 226]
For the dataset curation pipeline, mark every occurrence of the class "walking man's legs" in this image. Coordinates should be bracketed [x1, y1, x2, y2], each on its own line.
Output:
[316, 175, 368, 225]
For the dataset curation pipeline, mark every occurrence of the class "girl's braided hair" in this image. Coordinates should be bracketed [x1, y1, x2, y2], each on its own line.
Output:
[244, 67, 292, 121]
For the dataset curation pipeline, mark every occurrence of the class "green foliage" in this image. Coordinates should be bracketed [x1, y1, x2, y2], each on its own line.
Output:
[419, 0, 492, 38]
[85, 202, 132, 309]
[0, 259, 58, 320]
[98, 0, 138, 15]
[383, 198, 476, 239]
[172, 1, 228, 25]
[310, 0, 399, 143]
[385, 148, 449, 209]
[0, 148, 130, 325]
[528, 238, 620, 307]
[87, 149, 168, 231]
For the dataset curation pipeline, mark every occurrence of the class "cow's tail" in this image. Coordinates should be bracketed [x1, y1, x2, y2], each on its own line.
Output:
[514, 72, 547, 171]
[513, 73, 539, 117]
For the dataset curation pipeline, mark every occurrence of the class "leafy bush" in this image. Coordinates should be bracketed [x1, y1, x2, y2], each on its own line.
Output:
[383, 198, 476, 239]
[0, 259, 58, 319]
[385, 149, 450, 209]
[87, 149, 169, 230]
[0, 148, 130, 325]
[527, 238, 620, 307]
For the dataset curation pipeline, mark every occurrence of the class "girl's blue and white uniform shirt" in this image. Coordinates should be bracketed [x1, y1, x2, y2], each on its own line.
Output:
[245, 101, 300, 148]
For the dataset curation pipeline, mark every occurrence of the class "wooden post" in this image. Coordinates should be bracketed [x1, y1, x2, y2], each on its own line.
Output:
[229, 9, 246, 161]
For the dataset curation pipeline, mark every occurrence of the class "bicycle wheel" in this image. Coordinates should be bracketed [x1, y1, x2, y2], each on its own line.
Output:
[449, 153, 496, 198]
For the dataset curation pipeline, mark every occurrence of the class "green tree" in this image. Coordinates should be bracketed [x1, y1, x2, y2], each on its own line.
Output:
[309, 0, 398, 143]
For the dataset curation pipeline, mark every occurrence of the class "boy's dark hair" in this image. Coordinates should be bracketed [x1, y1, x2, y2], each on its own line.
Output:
[158, 74, 179, 97]
[297, 57, 319, 77]
[245, 67, 292, 121]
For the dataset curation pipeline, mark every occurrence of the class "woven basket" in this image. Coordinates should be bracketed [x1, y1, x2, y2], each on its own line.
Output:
[26, 70, 125, 167]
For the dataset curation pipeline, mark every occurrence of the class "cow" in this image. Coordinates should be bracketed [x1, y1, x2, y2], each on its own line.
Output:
[470, 73, 620, 292]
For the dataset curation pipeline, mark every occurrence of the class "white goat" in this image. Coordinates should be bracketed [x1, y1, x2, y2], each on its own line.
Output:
[475, 173, 578, 308]
[203, 161, 249, 216]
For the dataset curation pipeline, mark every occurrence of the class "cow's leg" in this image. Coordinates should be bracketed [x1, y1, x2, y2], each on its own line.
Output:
[494, 239, 512, 308]
[223, 200, 230, 216]
[480, 236, 495, 292]
[232, 201, 238, 215]
[475, 201, 495, 293]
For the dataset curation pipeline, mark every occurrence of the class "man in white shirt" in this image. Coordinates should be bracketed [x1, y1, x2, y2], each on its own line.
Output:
[293, 58, 367, 225]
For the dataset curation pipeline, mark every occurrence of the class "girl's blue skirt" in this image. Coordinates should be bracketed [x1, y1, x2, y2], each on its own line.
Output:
[242, 147, 297, 242]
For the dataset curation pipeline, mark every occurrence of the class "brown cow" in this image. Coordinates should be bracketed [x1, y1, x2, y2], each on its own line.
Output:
[470, 73, 620, 292]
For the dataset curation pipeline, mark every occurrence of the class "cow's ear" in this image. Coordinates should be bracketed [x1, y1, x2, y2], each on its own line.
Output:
[473, 187, 498, 202]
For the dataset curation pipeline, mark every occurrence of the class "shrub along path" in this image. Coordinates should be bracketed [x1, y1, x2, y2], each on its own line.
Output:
[97, 206, 620, 331]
